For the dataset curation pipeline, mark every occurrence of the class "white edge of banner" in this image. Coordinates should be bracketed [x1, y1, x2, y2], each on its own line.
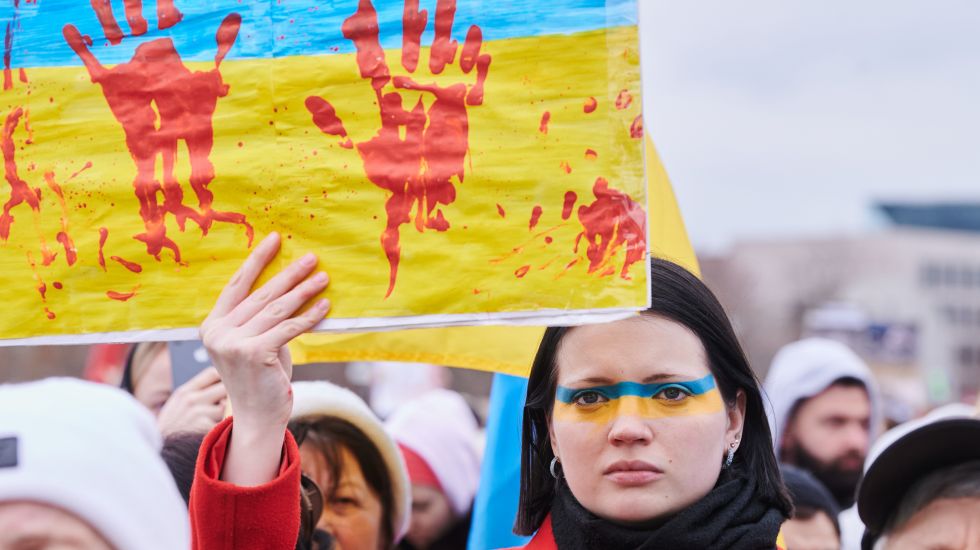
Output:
[0, 307, 643, 347]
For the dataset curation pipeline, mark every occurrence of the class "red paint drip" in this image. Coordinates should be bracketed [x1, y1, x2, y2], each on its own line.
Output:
[17, 67, 26, 83]
[53, 281, 63, 290]
[559, 161, 571, 174]
[630, 115, 643, 139]
[561, 191, 577, 220]
[44, 307, 55, 320]
[107, 288, 138, 302]
[583, 97, 597, 113]
[400, 0, 427, 72]
[26, 252, 45, 302]
[0, 107, 41, 240]
[310, 0, 490, 297]
[539, 111, 550, 134]
[97, 227, 108, 271]
[43, 172, 77, 266]
[584, 148, 598, 160]
[62, 14, 253, 263]
[528, 205, 543, 231]
[576, 177, 647, 279]
[615, 89, 633, 110]
[515, 265, 531, 278]
[110, 255, 143, 273]
[545, 236, 553, 244]
[3, 23, 12, 91]
[496, 203, 505, 218]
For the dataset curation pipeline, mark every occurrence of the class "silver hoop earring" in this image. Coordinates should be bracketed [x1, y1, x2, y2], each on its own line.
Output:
[550, 456, 561, 479]
[724, 440, 739, 469]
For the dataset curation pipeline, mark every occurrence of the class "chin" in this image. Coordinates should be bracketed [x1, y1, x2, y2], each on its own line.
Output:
[591, 491, 682, 526]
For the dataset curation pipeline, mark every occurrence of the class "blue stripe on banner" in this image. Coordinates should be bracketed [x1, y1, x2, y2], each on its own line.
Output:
[0, 0, 636, 69]
[555, 374, 717, 403]
[469, 373, 531, 549]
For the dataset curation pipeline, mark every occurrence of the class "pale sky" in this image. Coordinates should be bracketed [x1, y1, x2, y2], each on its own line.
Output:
[639, 1, 980, 251]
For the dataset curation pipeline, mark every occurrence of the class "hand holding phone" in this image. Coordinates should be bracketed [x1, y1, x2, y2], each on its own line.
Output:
[157, 365, 228, 437]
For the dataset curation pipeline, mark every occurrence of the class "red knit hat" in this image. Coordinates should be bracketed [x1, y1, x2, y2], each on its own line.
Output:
[398, 443, 443, 493]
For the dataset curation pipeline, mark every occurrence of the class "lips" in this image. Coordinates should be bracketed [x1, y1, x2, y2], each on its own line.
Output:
[603, 460, 664, 486]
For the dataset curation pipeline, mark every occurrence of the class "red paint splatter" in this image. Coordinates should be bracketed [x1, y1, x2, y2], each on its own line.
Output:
[559, 161, 571, 174]
[43, 172, 77, 266]
[561, 191, 577, 220]
[496, 203, 505, 218]
[89, 0, 184, 45]
[68, 161, 93, 180]
[0, 107, 41, 241]
[63, 13, 253, 263]
[630, 115, 643, 139]
[575, 177, 647, 279]
[97, 227, 108, 271]
[44, 308, 55, 320]
[515, 265, 531, 278]
[528, 205, 543, 230]
[107, 288, 138, 301]
[306, 0, 491, 297]
[539, 111, 550, 134]
[18, 67, 26, 83]
[53, 281, 63, 290]
[110, 255, 143, 273]
[545, 236, 553, 244]
[615, 89, 633, 110]
[583, 97, 597, 113]
[26, 252, 45, 302]
[584, 148, 598, 160]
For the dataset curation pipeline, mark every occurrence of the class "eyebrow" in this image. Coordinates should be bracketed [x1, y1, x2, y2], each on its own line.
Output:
[567, 372, 684, 386]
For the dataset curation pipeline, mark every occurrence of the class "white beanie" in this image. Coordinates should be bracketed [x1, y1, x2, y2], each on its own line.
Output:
[386, 389, 482, 516]
[763, 338, 882, 451]
[0, 378, 189, 550]
[291, 381, 411, 540]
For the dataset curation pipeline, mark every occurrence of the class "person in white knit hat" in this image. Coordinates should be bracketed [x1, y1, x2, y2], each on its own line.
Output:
[386, 389, 483, 550]
[289, 380, 411, 550]
[0, 377, 190, 550]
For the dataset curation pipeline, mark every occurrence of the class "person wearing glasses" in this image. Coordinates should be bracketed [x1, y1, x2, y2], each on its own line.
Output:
[509, 259, 792, 550]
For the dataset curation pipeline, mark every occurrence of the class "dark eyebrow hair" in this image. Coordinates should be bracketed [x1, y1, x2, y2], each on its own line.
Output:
[565, 373, 684, 386]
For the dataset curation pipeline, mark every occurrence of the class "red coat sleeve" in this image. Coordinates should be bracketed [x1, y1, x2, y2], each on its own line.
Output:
[189, 417, 301, 550]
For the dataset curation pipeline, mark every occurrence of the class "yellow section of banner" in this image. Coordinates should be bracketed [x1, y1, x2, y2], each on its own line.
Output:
[0, 26, 646, 340]
[289, 137, 699, 376]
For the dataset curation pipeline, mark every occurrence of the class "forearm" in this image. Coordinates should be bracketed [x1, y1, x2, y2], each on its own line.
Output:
[220, 417, 288, 486]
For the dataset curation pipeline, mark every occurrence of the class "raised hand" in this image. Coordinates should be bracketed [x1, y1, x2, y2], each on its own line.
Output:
[62, 3, 252, 264]
[199, 232, 329, 485]
[305, 0, 491, 298]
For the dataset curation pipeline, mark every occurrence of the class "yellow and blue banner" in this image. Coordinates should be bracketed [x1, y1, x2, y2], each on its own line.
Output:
[0, 0, 645, 343]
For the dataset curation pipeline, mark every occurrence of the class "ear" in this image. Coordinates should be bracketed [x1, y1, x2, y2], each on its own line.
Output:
[725, 389, 747, 448]
[549, 417, 560, 459]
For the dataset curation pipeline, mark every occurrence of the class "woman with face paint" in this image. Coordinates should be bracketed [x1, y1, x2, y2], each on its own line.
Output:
[511, 259, 793, 550]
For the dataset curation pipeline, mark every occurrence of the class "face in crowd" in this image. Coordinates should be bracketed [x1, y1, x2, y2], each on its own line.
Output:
[0, 502, 113, 550]
[781, 380, 871, 506]
[549, 315, 745, 523]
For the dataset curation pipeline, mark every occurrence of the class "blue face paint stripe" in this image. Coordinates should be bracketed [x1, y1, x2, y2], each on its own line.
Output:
[555, 374, 717, 403]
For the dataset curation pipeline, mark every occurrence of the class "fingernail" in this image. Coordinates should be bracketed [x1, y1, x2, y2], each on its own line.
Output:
[265, 231, 279, 243]
[314, 272, 328, 284]
[300, 252, 317, 266]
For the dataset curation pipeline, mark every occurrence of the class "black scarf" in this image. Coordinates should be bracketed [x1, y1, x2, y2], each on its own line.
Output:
[550, 470, 784, 550]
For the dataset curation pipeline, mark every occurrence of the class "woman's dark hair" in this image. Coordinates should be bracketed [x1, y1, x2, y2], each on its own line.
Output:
[161, 431, 206, 506]
[515, 258, 793, 534]
[289, 416, 397, 548]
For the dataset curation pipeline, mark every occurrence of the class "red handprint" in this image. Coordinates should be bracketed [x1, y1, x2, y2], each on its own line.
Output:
[62, 4, 253, 263]
[306, 0, 491, 298]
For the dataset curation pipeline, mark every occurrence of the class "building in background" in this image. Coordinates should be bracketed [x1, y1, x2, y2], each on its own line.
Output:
[701, 204, 980, 412]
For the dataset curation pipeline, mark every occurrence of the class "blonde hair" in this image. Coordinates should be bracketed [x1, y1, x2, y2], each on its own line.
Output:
[130, 342, 168, 390]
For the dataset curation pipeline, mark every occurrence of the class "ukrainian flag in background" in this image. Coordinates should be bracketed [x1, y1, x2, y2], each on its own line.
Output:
[0, 0, 647, 341]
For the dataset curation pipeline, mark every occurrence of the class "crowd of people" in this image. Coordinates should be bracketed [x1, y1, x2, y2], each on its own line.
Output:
[1, 233, 978, 549]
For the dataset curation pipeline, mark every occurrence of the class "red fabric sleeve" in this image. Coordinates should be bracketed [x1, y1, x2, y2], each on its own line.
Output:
[190, 417, 301, 550]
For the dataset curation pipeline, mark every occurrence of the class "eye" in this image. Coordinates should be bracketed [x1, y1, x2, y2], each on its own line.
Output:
[572, 390, 608, 406]
[656, 385, 691, 402]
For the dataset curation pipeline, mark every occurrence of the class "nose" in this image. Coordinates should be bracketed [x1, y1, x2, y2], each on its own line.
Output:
[845, 421, 870, 453]
[607, 414, 652, 446]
